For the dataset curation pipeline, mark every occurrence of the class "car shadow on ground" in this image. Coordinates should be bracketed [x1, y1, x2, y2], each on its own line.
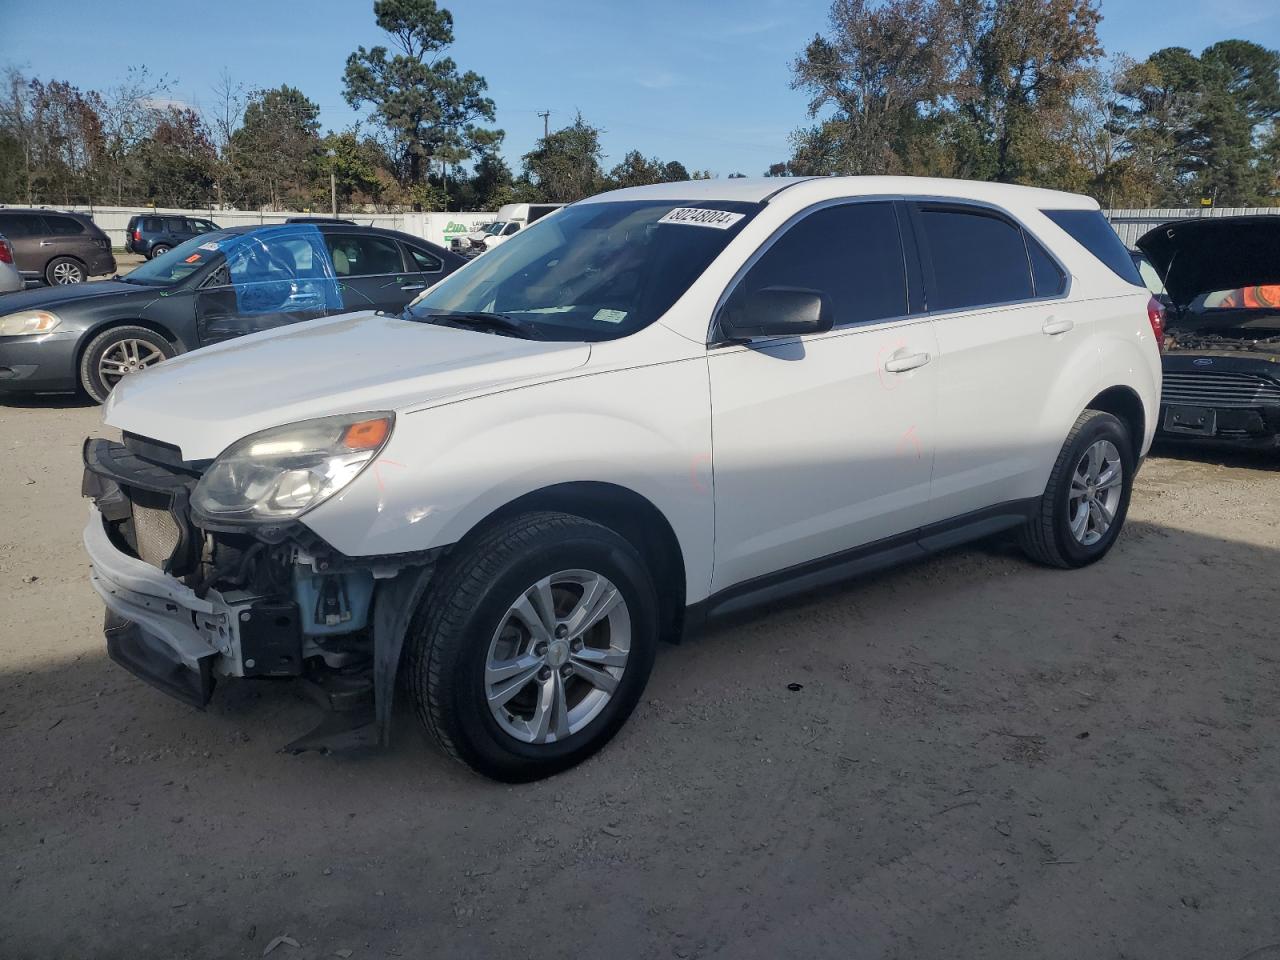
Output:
[2, 517, 1279, 958]
[1152, 437, 1280, 472]
[0, 391, 96, 410]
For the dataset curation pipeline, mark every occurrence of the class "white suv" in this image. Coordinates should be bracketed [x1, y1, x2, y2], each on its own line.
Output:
[82, 177, 1162, 781]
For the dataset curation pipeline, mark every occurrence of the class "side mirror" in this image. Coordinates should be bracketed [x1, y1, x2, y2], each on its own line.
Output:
[719, 286, 833, 341]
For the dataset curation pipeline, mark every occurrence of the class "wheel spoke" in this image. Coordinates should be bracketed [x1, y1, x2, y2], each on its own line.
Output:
[569, 659, 619, 695]
[508, 593, 553, 645]
[565, 578, 622, 637]
[530, 671, 570, 742]
[1093, 496, 1115, 526]
[571, 645, 628, 669]
[1069, 501, 1089, 539]
[1085, 442, 1102, 480]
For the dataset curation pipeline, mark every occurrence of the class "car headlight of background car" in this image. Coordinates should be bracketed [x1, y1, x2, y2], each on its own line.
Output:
[191, 412, 394, 523]
[0, 310, 61, 336]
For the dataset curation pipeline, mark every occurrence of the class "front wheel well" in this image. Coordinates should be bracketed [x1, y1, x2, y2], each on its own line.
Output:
[1086, 386, 1146, 460]
[460, 482, 688, 642]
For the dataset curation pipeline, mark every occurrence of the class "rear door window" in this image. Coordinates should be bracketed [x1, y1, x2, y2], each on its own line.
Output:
[325, 234, 405, 276]
[1043, 209, 1142, 285]
[914, 205, 1033, 311]
[724, 201, 908, 330]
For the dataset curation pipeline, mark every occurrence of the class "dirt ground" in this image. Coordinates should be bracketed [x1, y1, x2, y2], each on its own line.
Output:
[1, 395, 1278, 960]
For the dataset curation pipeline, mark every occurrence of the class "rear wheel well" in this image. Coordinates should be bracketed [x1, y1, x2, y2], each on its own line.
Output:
[461, 482, 687, 642]
[1086, 386, 1146, 459]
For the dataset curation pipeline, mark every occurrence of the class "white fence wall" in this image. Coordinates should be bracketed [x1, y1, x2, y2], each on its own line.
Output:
[7, 200, 1275, 254]
[0, 204, 497, 251]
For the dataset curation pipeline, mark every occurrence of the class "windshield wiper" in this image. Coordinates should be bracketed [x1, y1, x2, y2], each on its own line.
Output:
[415, 310, 545, 340]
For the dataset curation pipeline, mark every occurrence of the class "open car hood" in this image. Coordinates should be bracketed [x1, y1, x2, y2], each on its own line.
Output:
[1136, 215, 1280, 309]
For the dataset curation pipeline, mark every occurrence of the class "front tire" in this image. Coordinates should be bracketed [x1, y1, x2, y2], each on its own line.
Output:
[45, 256, 86, 285]
[408, 511, 659, 782]
[1020, 409, 1135, 568]
[78, 325, 175, 403]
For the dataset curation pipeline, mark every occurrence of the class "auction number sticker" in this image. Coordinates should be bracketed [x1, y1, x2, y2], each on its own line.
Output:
[658, 207, 745, 229]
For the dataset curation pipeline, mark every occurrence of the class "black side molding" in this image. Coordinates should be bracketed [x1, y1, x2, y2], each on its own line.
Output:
[686, 499, 1037, 635]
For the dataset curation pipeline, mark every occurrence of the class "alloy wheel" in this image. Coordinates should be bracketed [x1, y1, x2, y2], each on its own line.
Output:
[98, 338, 165, 387]
[484, 569, 631, 744]
[52, 261, 84, 283]
[1068, 439, 1123, 546]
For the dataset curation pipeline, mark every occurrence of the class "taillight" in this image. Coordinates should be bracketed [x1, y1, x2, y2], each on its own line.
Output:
[132, 229, 141, 242]
[0, 239, 11, 264]
[1146, 295, 1165, 344]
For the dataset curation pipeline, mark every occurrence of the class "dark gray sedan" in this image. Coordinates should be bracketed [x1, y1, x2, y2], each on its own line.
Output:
[0, 222, 462, 402]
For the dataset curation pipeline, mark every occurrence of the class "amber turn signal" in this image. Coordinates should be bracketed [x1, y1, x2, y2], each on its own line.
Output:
[342, 417, 391, 450]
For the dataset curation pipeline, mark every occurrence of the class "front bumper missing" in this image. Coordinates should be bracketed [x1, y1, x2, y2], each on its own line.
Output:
[85, 504, 240, 707]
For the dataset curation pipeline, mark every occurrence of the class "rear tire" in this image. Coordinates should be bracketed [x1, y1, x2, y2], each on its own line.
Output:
[78, 325, 175, 403]
[45, 256, 86, 285]
[149, 244, 171, 260]
[1020, 409, 1135, 568]
[407, 511, 659, 782]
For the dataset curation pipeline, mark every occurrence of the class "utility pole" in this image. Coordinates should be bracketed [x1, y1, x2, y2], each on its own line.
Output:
[538, 110, 550, 139]
[327, 148, 338, 217]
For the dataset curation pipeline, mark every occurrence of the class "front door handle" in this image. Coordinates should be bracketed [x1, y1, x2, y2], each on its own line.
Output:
[883, 351, 931, 373]
[400, 282, 426, 292]
[1042, 316, 1074, 336]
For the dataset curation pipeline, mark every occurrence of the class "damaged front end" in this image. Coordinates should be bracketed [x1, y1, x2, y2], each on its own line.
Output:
[82, 433, 439, 751]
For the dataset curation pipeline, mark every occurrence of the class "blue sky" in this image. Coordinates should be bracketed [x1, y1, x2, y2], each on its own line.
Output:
[2, 0, 1278, 177]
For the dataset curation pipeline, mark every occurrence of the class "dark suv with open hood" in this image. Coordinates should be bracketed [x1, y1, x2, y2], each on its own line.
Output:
[1136, 215, 1280, 449]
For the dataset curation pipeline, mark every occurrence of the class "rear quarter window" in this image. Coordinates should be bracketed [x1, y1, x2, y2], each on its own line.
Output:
[1043, 209, 1142, 286]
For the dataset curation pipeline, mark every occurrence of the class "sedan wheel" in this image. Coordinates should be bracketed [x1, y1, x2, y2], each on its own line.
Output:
[485, 569, 631, 744]
[98, 338, 166, 389]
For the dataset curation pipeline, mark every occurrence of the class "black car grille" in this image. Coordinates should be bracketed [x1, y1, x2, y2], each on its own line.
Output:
[1162, 371, 1280, 409]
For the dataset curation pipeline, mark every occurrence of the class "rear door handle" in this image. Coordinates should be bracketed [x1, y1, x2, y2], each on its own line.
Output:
[400, 282, 426, 292]
[39, 239, 55, 246]
[883, 351, 931, 373]
[1042, 316, 1074, 336]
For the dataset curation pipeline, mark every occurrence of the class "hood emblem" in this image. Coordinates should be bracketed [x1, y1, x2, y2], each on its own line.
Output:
[1193, 358, 1214, 366]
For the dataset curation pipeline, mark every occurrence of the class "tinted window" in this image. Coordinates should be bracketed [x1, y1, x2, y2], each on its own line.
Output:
[144, 218, 164, 232]
[0, 213, 45, 236]
[1026, 233, 1066, 297]
[326, 234, 403, 276]
[726, 202, 906, 328]
[917, 207, 1032, 310]
[1043, 209, 1142, 285]
[503, 223, 519, 236]
[406, 245, 442, 272]
[44, 216, 85, 236]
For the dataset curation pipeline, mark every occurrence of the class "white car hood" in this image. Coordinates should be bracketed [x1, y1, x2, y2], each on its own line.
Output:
[104, 311, 591, 460]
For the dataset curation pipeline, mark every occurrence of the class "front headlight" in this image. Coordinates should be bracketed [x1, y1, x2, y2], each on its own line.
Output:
[191, 412, 394, 523]
[0, 310, 61, 336]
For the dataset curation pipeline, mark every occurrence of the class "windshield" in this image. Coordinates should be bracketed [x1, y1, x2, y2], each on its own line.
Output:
[407, 199, 760, 341]
[122, 232, 239, 285]
[483, 221, 508, 235]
